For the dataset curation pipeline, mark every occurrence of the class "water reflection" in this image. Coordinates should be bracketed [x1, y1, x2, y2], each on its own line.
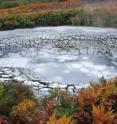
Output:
[0, 48, 116, 84]
[27, 54, 117, 84]
[0, 26, 117, 84]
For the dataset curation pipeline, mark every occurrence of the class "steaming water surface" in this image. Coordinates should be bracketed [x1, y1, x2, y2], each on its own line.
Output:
[0, 49, 117, 84]
[0, 26, 117, 85]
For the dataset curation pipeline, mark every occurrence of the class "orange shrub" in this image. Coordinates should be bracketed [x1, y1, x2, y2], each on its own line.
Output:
[78, 87, 101, 110]
[11, 99, 37, 123]
[0, 1, 81, 16]
[47, 113, 73, 124]
[92, 104, 114, 124]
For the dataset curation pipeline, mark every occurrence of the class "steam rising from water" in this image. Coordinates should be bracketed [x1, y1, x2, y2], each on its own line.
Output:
[0, 26, 117, 85]
[0, 48, 117, 84]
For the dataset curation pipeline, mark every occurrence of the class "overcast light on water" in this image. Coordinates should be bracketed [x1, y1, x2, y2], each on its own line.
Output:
[0, 26, 117, 86]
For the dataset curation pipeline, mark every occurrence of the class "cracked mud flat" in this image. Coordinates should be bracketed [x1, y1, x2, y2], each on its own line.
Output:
[0, 26, 117, 96]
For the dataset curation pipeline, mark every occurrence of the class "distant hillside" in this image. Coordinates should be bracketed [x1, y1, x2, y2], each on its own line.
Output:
[0, 0, 116, 29]
[0, 0, 66, 9]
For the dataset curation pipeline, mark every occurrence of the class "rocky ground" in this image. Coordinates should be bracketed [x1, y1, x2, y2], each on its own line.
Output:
[0, 26, 117, 97]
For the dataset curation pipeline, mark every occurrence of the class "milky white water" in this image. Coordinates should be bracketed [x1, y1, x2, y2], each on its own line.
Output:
[0, 26, 117, 85]
[0, 48, 117, 84]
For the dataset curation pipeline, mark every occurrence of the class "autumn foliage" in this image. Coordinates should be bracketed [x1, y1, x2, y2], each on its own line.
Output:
[47, 113, 73, 124]
[0, 77, 117, 124]
[0, 0, 81, 15]
[0, 0, 116, 29]
[92, 104, 114, 124]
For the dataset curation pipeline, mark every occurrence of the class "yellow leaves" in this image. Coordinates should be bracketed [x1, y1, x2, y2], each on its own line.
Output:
[92, 104, 114, 124]
[23, 99, 36, 108]
[47, 113, 73, 124]
[47, 113, 58, 124]
[13, 99, 36, 112]
[102, 81, 117, 99]
[78, 94, 85, 110]
[58, 116, 73, 124]
[0, 0, 79, 16]
[92, 104, 105, 119]
[3, 78, 117, 124]
[78, 78, 117, 110]
[11, 99, 37, 122]
[78, 87, 101, 109]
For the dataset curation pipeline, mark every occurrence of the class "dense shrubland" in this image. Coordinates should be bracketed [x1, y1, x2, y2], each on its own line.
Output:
[0, 0, 116, 29]
[0, 77, 117, 124]
[71, 8, 117, 27]
[0, 9, 78, 29]
[0, 0, 76, 9]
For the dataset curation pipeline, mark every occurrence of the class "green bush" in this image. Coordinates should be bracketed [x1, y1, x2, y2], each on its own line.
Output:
[0, 10, 77, 29]
[35, 0, 64, 2]
[47, 88, 80, 116]
[35, 11, 76, 26]
[0, 81, 34, 116]
[0, 8, 117, 30]
[71, 9, 117, 28]
[0, 2, 19, 9]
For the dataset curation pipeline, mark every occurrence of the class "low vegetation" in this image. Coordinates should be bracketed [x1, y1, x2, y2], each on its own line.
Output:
[0, 0, 116, 30]
[0, 77, 117, 124]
